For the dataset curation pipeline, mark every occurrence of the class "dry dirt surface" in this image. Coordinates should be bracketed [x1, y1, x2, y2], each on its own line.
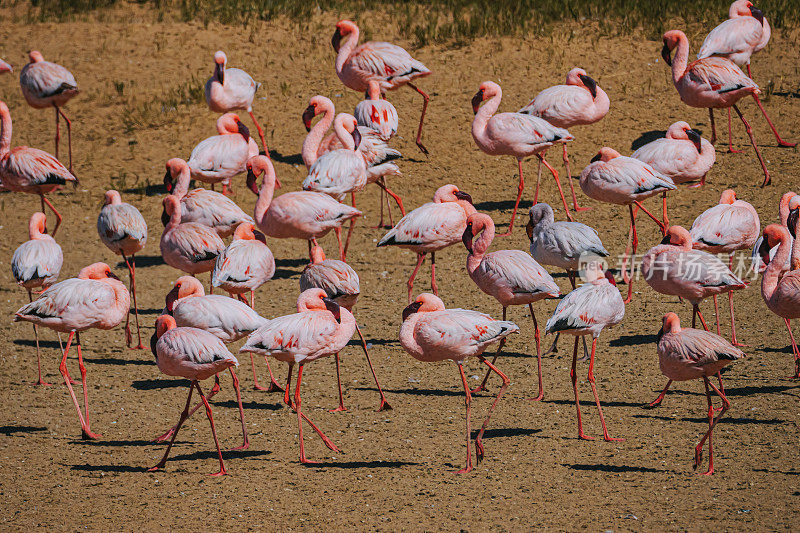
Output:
[1, 4, 799, 531]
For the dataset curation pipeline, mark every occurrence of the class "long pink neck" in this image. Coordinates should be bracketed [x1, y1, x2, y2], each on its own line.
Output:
[334, 116, 355, 150]
[167, 205, 181, 230]
[254, 167, 276, 222]
[467, 221, 495, 273]
[0, 107, 11, 158]
[173, 165, 192, 198]
[763, 234, 792, 301]
[29, 218, 44, 240]
[471, 91, 501, 149]
[671, 35, 690, 86]
[302, 105, 335, 168]
[335, 27, 360, 74]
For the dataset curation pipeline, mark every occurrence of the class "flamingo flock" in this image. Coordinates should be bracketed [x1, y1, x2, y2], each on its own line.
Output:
[3, 4, 799, 478]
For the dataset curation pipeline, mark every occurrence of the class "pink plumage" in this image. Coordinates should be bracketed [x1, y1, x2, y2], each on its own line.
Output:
[354, 80, 399, 140]
[691, 189, 760, 254]
[212, 222, 275, 298]
[300, 245, 360, 311]
[302, 113, 368, 200]
[631, 121, 716, 186]
[160, 195, 225, 276]
[519, 68, 609, 128]
[697, 0, 765, 67]
[187, 113, 252, 190]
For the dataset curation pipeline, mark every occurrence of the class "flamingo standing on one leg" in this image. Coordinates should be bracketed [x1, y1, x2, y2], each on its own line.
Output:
[187, 113, 252, 195]
[148, 315, 238, 476]
[631, 121, 716, 187]
[300, 244, 391, 412]
[579, 147, 676, 302]
[377, 184, 475, 302]
[212, 222, 275, 307]
[546, 260, 625, 441]
[19, 51, 78, 173]
[461, 213, 559, 398]
[661, 29, 771, 186]
[332, 19, 431, 154]
[97, 190, 147, 349]
[0, 100, 76, 236]
[471, 81, 574, 233]
[160, 195, 225, 281]
[14, 263, 129, 439]
[11, 212, 63, 385]
[519, 68, 610, 212]
[400, 293, 519, 473]
[690, 189, 760, 345]
[246, 155, 361, 262]
[655, 312, 745, 474]
[241, 289, 362, 464]
[205, 50, 268, 155]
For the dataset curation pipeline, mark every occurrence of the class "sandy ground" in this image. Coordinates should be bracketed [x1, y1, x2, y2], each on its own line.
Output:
[1, 5, 799, 531]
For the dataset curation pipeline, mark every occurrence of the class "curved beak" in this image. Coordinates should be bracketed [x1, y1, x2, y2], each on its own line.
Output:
[254, 230, 267, 244]
[351, 127, 362, 150]
[161, 206, 171, 227]
[163, 169, 173, 192]
[323, 297, 341, 323]
[246, 168, 259, 195]
[590, 152, 602, 163]
[758, 234, 773, 264]
[750, 5, 764, 24]
[525, 219, 534, 242]
[660, 234, 672, 245]
[106, 271, 120, 281]
[402, 301, 423, 322]
[165, 284, 180, 313]
[661, 41, 673, 66]
[604, 270, 617, 286]
[578, 74, 597, 99]
[454, 190, 473, 204]
[302, 105, 315, 132]
[214, 63, 224, 84]
[237, 120, 250, 142]
[331, 28, 342, 52]
[656, 325, 665, 343]
[462, 223, 474, 252]
[686, 129, 703, 153]
[471, 89, 484, 115]
[788, 208, 799, 239]
[150, 331, 159, 361]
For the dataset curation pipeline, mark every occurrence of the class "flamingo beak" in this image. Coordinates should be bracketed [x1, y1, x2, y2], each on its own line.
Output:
[402, 301, 423, 321]
[590, 152, 602, 163]
[165, 284, 180, 313]
[106, 270, 120, 281]
[246, 169, 259, 195]
[661, 41, 673, 66]
[462, 223, 474, 252]
[788, 208, 799, 239]
[351, 127, 362, 150]
[757, 234, 772, 264]
[750, 5, 764, 24]
[254, 230, 267, 244]
[525, 219, 534, 242]
[302, 106, 315, 132]
[604, 271, 617, 286]
[161, 206, 170, 227]
[331, 28, 342, 52]
[453, 190, 473, 204]
[237, 120, 250, 142]
[150, 332, 159, 361]
[660, 234, 672, 245]
[163, 169, 173, 192]
[578, 74, 597, 99]
[471, 89, 484, 115]
[687, 129, 703, 153]
[214, 63, 224, 84]
[323, 297, 341, 323]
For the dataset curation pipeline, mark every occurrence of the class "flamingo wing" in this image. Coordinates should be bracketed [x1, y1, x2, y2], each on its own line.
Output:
[518, 85, 592, 124]
[1, 147, 76, 188]
[480, 251, 560, 297]
[349, 41, 430, 84]
[415, 309, 519, 354]
[20, 62, 77, 98]
[546, 282, 624, 334]
[11, 239, 63, 285]
[213, 239, 275, 287]
[687, 57, 758, 94]
[487, 112, 571, 148]
[159, 327, 237, 365]
[691, 205, 758, 250]
[660, 329, 745, 367]
[697, 18, 763, 59]
[97, 204, 147, 249]
[240, 312, 340, 360]
[377, 202, 465, 247]
[303, 149, 367, 198]
[169, 224, 225, 263]
[300, 261, 360, 299]
[15, 278, 114, 322]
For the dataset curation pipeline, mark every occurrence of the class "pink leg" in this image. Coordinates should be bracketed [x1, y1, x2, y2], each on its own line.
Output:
[250, 354, 269, 391]
[708, 108, 717, 144]
[248, 110, 269, 155]
[473, 307, 507, 393]
[406, 82, 430, 155]
[454, 362, 473, 474]
[648, 380, 672, 408]
[570, 337, 594, 440]
[633, 201, 667, 235]
[407, 253, 426, 303]
[124, 255, 144, 349]
[732, 104, 770, 187]
[354, 324, 392, 411]
[75, 333, 100, 440]
[528, 305, 544, 401]
[195, 381, 228, 476]
[533, 156, 542, 205]
[474, 355, 510, 464]
[728, 254, 745, 347]
[694, 305, 711, 332]
[262, 357, 284, 392]
[726, 108, 743, 153]
[783, 318, 800, 378]
[620, 205, 639, 285]
[334, 228, 345, 262]
[624, 205, 638, 304]
[283, 364, 340, 452]
[586, 337, 623, 441]
[751, 93, 796, 147]
[28, 290, 51, 386]
[662, 192, 669, 230]
[430, 252, 438, 296]
[40, 195, 63, 237]
[564, 144, 589, 212]
[54, 106, 60, 160]
[342, 192, 357, 261]
[540, 154, 574, 222]
[57, 332, 96, 440]
[153, 375, 222, 442]
[694, 377, 729, 475]
[377, 179, 405, 216]
[498, 159, 525, 237]
[228, 368, 250, 451]
[713, 295, 722, 336]
[56, 107, 73, 175]
[148, 382, 195, 472]
[330, 352, 348, 412]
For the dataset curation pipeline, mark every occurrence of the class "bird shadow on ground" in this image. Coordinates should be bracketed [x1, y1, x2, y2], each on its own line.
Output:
[13, 339, 62, 349]
[492, 349, 530, 358]
[634, 413, 786, 425]
[724, 383, 800, 396]
[774, 90, 800, 98]
[132, 378, 188, 390]
[118, 255, 165, 268]
[761, 345, 794, 354]
[565, 463, 665, 473]
[347, 338, 398, 347]
[138, 308, 163, 315]
[74, 439, 157, 447]
[546, 398, 644, 408]
[473, 199, 532, 213]
[71, 463, 145, 473]
[83, 356, 154, 366]
[610, 334, 659, 347]
[357, 387, 463, 397]
[471, 427, 542, 439]
[0, 425, 47, 436]
[753, 468, 800, 476]
[630, 130, 668, 151]
[276, 258, 308, 269]
[273, 269, 300, 280]
[123, 183, 168, 197]
[268, 150, 303, 166]
[170, 449, 271, 462]
[215, 399, 283, 411]
[303, 460, 417, 469]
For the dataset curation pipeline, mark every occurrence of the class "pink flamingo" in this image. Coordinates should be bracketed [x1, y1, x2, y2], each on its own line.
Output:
[354, 80, 399, 141]
[97, 190, 147, 349]
[205, 50, 268, 154]
[19, 51, 78, 173]
[377, 184, 475, 302]
[519, 68, 610, 212]
[758, 220, 800, 378]
[462, 212, 560, 398]
[0, 59, 11, 73]
[656, 312, 745, 475]
[11, 212, 63, 385]
[148, 315, 239, 476]
[0, 100, 76, 236]
[160, 195, 225, 279]
[642, 225, 745, 407]
[332, 19, 431, 154]
[545, 260, 625, 441]
[14, 262, 130, 439]
[187, 113, 252, 195]
[247, 155, 361, 262]
[690, 189, 760, 345]
[472, 81, 575, 234]
[212, 222, 275, 307]
[698, 1, 794, 149]
[751, 191, 796, 274]
[400, 293, 519, 473]
[579, 147, 676, 302]
[631, 121, 716, 187]
[299, 244, 391, 412]
[240, 289, 360, 464]
[661, 29, 771, 186]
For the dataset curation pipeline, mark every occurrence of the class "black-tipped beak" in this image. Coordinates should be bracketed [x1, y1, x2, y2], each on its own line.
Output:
[323, 297, 341, 323]
[165, 284, 180, 313]
[462, 223, 474, 252]
[106, 270, 120, 281]
[246, 168, 259, 195]
[163, 169, 173, 192]
[590, 152, 602, 163]
[150, 331, 159, 361]
[161, 206, 171, 227]
[661, 42, 673, 66]
[454, 190, 473, 204]
[656, 325, 664, 343]
[331, 28, 342, 52]
[471, 89, 484, 115]
[237, 120, 250, 142]
[402, 301, 422, 321]
[578, 74, 597, 99]
[660, 234, 673, 245]
[788, 208, 799, 239]
[351, 127, 362, 150]
[302, 105, 315, 132]
[687, 129, 703, 153]
[604, 271, 617, 286]
[525, 219, 534, 242]
[750, 5, 764, 24]
[214, 63, 224, 84]
[254, 230, 267, 244]
[758, 235, 772, 264]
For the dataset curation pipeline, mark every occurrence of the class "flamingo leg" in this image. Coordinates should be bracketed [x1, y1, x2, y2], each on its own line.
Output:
[153, 374, 222, 442]
[407, 253, 425, 303]
[708, 108, 717, 144]
[28, 289, 51, 386]
[647, 379, 672, 408]
[473, 306, 507, 393]
[406, 82, 429, 155]
[693, 304, 711, 332]
[751, 93, 796, 147]
[783, 318, 800, 378]
[624, 205, 638, 304]
[732, 104, 770, 187]
[377, 178, 405, 216]
[228, 368, 249, 451]
[248, 110, 269, 155]
[726, 108, 743, 153]
[376, 185, 386, 228]
[570, 336, 593, 440]
[539, 154, 574, 222]
[430, 252, 438, 296]
[283, 363, 340, 452]
[455, 362, 473, 474]
[621, 205, 639, 285]
[54, 106, 60, 161]
[534, 156, 542, 205]
[75, 333, 100, 440]
[342, 192, 357, 260]
[662, 192, 669, 230]
[474, 355, 510, 464]
[355, 324, 392, 411]
[56, 106, 73, 174]
[123, 254, 144, 349]
[564, 144, 589, 212]
[728, 254, 745, 347]
[586, 337, 623, 441]
[694, 377, 730, 475]
[40, 194, 63, 237]
[529, 304, 544, 401]
[330, 352, 348, 412]
[713, 295, 722, 336]
[250, 354, 269, 391]
[334, 227, 345, 262]
[263, 357, 284, 392]
[148, 381, 194, 472]
[57, 331, 95, 440]
[498, 158, 525, 237]
[195, 381, 228, 476]
[632, 201, 667, 234]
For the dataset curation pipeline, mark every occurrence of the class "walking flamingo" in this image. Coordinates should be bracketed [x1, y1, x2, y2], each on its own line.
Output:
[461, 212, 560, 398]
[160, 195, 225, 280]
[400, 293, 519, 473]
[0, 100, 76, 236]
[164, 157, 253, 237]
[212, 222, 275, 307]
[332, 19, 431, 154]
[697, 1, 794, 148]
[148, 315, 239, 476]
[240, 289, 362, 464]
[19, 51, 78, 173]
[246, 155, 361, 261]
[377, 184, 475, 302]
[11, 212, 63, 385]
[661, 29, 771, 186]
[690, 189, 760, 345]
[299, 244, 391, 412]
[519, 68, 610, 212]
[14, 262, 130, 439]
[354, 80, 399, 141]
[472, 81, 574, 233]
[205, 50, 268, 154]
[631, 121, 716, 187]
[655, 312, 745, 474]
[187, 113, 252, 195]
[579, 147, 676, 301]
[97, 190, 147, 349]
[545, 260, 625, 441]
[642, 225, 745, 406]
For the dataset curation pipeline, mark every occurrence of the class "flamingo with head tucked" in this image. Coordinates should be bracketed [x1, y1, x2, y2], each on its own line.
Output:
[332, 19, 431, 154]
[631, 121, 716, 187]
[187, 112, 252, 195]
[160, 195, 225, 281]
[212, 222, 275, 307]
[472, 81, 575, 234]
[354, 80, 399, 141]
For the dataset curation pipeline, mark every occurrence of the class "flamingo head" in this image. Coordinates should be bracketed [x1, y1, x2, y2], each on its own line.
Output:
[302, 104, 316, 132]
[787, 197, 800, 238]
[527, 203, 554, 240]
[462, 219, 475, 252]
[660, 225, 692, 247]
[590, 147, 620, 163]
[332, 20, 357, 52]
[236, 119, 250, 142]
[29, 212, 48, 237]
[604, 271, 617, 286]
[28, 50, 44, 63]
[0, 60, 11, 73]
[161, 195, 180, 226]
[163, 158, 187, 193]
[661, 31, 684, 66]
[323, 297, 342, 323]
[402, 293, 446, 321]
[719, 189, 737, 205]
[686, 128, 703, 153]
[155, 315, 177, 341]
[310, 244, 326, 264]
[233, 221, 256, 240]
[78, 262, 119, 281]
[245, 155, 276, 194]
[732, 1, 765, 24]
[760, 225, 788, 262]
[103, 189, 122, 206]
[568, 69, 597, 98]
[213, 50, 226, 83]
[658, 312, 681, 340]
[471, 81, 499, 114]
